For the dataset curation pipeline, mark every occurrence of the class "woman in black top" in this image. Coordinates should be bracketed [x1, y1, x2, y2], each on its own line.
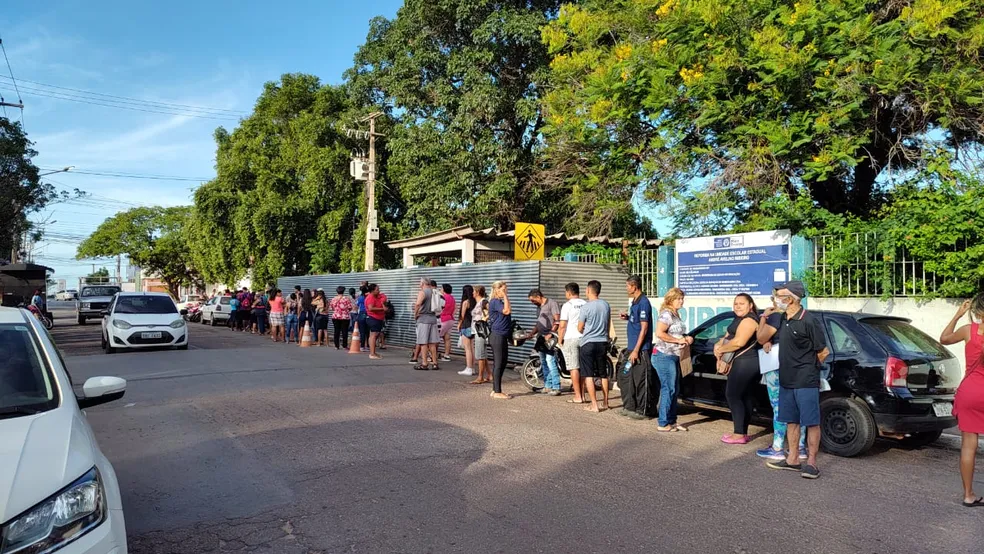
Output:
[715, 293, 761, 444]
[457, 285, 477, 376]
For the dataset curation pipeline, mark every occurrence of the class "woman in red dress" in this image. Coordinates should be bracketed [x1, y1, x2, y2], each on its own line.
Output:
[940, 294, 984, 507]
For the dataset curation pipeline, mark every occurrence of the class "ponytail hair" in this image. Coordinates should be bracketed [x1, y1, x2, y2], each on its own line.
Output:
[736, 293, 758, 317]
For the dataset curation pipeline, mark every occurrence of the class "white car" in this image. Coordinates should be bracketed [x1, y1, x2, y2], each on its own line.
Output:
[0, 307, 128, 553]
[200, 296, 233, 326]
[174, 294, 202, 313]
[100, 292, 189, 353]
[56, 290, 78, 301]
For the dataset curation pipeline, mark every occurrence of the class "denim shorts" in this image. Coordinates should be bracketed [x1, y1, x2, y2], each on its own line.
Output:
[778, 387, 821, 427]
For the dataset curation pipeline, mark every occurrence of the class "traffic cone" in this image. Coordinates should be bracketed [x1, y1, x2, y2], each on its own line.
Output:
[349, 323, 362, 354]
[300, 322, 313, 348]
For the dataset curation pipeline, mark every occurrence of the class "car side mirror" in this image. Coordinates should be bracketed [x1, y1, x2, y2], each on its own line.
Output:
[100, 310, 109, 317]
[78, 376, 127, 409]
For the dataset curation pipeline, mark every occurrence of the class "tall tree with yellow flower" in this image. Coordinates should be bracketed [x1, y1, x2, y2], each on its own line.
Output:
[541, 0, 984, 233]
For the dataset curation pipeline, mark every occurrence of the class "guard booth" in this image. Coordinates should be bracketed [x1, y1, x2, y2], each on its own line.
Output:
[0, 263, 54, 313]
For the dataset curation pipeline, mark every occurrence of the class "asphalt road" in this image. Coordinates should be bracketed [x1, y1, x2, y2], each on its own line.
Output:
[48, 308, 983, 553]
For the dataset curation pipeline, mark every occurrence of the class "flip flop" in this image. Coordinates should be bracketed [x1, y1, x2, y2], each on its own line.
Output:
[566, 399, 586, 404]
[656, 426, 678, 432]
[963, 497, 984, 507]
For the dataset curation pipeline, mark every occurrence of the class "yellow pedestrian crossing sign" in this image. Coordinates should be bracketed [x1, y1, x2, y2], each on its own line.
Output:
[514, 222, 545, 261]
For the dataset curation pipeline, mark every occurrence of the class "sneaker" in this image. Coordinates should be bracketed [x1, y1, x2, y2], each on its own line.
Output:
[361, 347, 369, 352]
[547, 390, 561, 397]
[624, 411, 648, 421]
[408, 359, 418, 365]
[457, 368, 475, 376]
[798, 446, 808, 460]
[440, 355, 452, 362]
[756, 447, 787, 461]
[800, 464, 820, 479]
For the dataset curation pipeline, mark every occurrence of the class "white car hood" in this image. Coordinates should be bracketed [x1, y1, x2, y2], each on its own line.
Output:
[112, 313, 181, 327]
[0, 408, 96, 523]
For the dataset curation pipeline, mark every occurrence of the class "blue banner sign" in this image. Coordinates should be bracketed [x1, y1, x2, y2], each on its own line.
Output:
[675, 230, 791, 297]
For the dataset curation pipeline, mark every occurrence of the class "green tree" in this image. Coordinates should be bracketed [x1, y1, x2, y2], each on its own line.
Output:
[542, 0, 984, 233]
[77, 206, 198, 298]
[188, 74, 398, 285]
[1, 118, 55, 261]
[85, 267, 111, 281]
[349, 0, 588, 234]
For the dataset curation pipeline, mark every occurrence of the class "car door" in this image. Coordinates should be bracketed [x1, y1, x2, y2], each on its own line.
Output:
[684, 312, 736, 406]
[101, 295, 117, 337]
[820, 314, 863, 393]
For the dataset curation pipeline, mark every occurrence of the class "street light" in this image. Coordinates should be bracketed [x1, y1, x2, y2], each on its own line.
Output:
[39, 166, 73, 177]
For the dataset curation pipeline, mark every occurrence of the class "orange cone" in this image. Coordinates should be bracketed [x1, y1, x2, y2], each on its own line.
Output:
[349, 323, 362, 354]
[299, 322, 314, 348]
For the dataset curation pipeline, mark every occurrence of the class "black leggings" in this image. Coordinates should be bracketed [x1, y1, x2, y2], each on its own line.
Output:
[490, 333, 509, 394]
[332, 318, 350, 349]
[725, 354, 761, 435]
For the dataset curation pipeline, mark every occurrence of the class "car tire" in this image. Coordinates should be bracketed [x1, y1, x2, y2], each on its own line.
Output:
[820, 396, 877, 457]
[104, 334, 115, 354]
[77, 315, 85, 325]
[209, 315, 216, 327]
[177, 343, 189, 351]
[900, 430, 944, 449]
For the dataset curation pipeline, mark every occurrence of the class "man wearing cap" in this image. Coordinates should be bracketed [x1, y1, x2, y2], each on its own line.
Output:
[766, 280, 830, 479]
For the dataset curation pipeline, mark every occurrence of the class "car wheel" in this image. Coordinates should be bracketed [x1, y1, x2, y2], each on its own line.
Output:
[209, 315, 216, 327]
[177, 343, 189, 351]
[77, 315, 85, 325]
[820, 396, 877, 457]
[521, 358, 544, 391]
[104, 334, 115, 354]
[900, 430, 944, 449]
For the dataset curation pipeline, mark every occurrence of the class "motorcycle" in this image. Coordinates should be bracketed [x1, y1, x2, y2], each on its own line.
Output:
[520, 336, 619, 392]
[184, 302, 203, 323]
[22, 303, 54, 330]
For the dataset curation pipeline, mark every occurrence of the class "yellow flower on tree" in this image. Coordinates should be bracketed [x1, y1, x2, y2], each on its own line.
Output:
[614, 44, 633, 62]
[655, 0, 677, 18]
[679, 64, 705, 86]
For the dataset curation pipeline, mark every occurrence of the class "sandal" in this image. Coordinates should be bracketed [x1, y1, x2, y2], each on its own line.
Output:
[413, 364, 429, 371]
[656, 425, 678, 432]
[469, 378, 484, 384]
[963, 497, 984, 508]
[566, 399, 586, 404]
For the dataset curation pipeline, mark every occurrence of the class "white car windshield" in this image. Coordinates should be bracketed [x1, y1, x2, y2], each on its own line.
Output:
[82, 287, 121, 297]
[0, 323, 57, 418]
[115, 296, 178, 315]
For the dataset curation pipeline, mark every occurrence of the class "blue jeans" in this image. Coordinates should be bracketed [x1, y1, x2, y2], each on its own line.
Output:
[539, 350, 560, 391]
[765, 370, 806, 451]
[652, 351, 679, 427]
[285, 313, 298, 341]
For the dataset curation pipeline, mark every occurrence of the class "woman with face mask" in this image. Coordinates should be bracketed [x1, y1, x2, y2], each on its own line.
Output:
[714, 293, 762, 444]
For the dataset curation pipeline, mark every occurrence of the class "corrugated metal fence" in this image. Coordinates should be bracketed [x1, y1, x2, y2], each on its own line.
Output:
[277, 261, 629, 364]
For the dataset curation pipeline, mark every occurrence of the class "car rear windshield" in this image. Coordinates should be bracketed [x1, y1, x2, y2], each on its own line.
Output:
[82, 287, 120, 297]
[0, 322, 58, 417]
[862, 318, 951, 359]
[219, 297, 231, 305]
[116, 296, 178, 314]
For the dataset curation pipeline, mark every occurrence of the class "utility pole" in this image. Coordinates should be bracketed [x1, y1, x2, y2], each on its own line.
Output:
[347, 113, 385, 272]
[116, 254, 121, 282]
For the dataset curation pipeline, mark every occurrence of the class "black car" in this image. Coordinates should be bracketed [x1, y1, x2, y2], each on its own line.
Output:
[684, 310, 959, 457]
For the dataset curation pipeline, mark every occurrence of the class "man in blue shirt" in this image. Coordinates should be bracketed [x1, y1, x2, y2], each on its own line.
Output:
[619, 275, 657, 420]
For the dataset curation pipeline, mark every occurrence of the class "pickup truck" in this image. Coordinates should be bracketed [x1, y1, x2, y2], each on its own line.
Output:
[76, 285, 122, 325]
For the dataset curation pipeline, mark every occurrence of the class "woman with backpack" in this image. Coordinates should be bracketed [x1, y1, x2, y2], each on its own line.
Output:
[470, 285, 491, 384]
[329, 286, 354, 350]
[252, 291, 269, 336]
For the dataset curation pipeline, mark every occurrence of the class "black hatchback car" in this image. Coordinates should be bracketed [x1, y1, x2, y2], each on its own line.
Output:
[684, 310, 960, 457]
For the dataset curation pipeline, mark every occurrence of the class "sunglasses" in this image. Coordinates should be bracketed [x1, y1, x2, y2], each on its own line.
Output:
[772, 294, 793, 301]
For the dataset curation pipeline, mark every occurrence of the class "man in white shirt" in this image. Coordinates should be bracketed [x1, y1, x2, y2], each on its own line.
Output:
[557, 282, 587, 403]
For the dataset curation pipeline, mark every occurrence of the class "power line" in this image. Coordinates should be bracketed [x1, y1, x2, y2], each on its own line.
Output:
[0, 75, 246, 114]
[0, 85, 240, 121]
[42, 168, 210, 182]
[0, 76, 245, 117]
[0, 34, 24, 127]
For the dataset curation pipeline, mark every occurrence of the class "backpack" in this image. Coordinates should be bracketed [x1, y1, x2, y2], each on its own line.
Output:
[384, 300, 395, 320]
[429, 289, 445, 314]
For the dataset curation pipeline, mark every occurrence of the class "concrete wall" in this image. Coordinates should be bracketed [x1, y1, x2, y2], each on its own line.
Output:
[662, 295, 970, 373]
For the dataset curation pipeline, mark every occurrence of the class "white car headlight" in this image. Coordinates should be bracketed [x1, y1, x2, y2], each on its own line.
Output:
[111, 319, 131, 330]
[0, 468, 106, 554]
[81, 302, 91, 309]
[169, 319, 186, 328]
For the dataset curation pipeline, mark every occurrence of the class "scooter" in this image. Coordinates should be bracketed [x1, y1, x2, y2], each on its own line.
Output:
[520, 337, 619, 391]
[184, 303, 203, 323]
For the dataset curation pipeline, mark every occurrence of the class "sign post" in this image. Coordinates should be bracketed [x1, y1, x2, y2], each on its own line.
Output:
[514, 223, 546, 261]
[675, 230, 791, 297]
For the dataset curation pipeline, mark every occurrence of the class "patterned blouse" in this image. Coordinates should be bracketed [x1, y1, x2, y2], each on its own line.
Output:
[329, 295, 354, 320]
[654, 309, 687, 356]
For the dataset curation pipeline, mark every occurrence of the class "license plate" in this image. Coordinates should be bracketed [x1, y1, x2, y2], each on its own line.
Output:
[932, 402, 953, 417]
[141, 332, 162, 339]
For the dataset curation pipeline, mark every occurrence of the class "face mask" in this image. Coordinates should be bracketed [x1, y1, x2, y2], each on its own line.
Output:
[776, 300, 790, 311]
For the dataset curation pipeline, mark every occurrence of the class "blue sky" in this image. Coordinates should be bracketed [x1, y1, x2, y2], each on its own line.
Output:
[3, 0, 665, 285]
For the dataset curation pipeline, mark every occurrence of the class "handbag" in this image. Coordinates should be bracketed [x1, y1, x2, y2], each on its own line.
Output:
[716, 342, 755, 375]
[679, 344, 693, 378]
[474, 320, 491, 339]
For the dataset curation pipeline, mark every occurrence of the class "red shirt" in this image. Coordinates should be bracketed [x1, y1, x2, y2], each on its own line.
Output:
[366, 293, 386, 321]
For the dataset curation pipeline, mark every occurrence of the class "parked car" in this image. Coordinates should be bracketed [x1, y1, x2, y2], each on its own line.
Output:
[100, 292, 189, 353]
[684, 310, 959, 457]
[76, 285, 122, 325]
[56, 289, 78, 301]
[175, 294, 203, 313]
[200, 295, 233, 326]
[0, 306, 128, 553]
